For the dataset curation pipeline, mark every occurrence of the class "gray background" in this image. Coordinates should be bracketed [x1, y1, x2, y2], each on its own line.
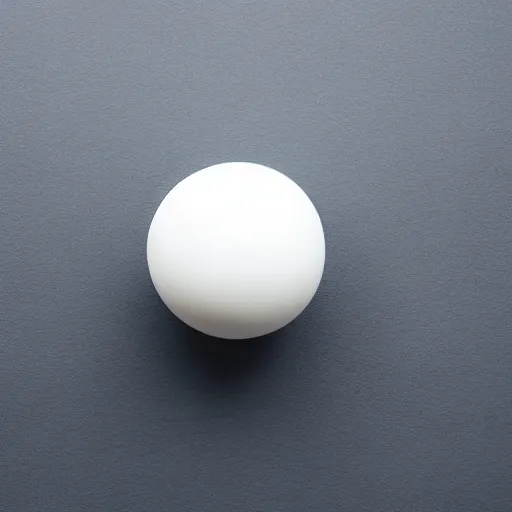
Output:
[1, 0, 511, 510]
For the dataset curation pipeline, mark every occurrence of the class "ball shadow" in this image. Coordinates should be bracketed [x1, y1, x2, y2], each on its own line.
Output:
[145, 292, 289, 398]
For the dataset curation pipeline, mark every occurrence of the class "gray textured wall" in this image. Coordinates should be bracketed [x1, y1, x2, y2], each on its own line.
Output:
[1, 1, 511, 511]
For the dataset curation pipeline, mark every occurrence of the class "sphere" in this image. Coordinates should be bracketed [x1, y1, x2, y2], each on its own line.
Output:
[147, 162, 325, 339]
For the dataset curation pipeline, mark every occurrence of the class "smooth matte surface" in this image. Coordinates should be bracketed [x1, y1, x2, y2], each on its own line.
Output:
[1, 1, 511, 511]
[147, 162, 325, 339]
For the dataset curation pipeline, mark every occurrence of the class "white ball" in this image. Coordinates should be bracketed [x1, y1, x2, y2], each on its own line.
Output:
[147, 162, 325, 339]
